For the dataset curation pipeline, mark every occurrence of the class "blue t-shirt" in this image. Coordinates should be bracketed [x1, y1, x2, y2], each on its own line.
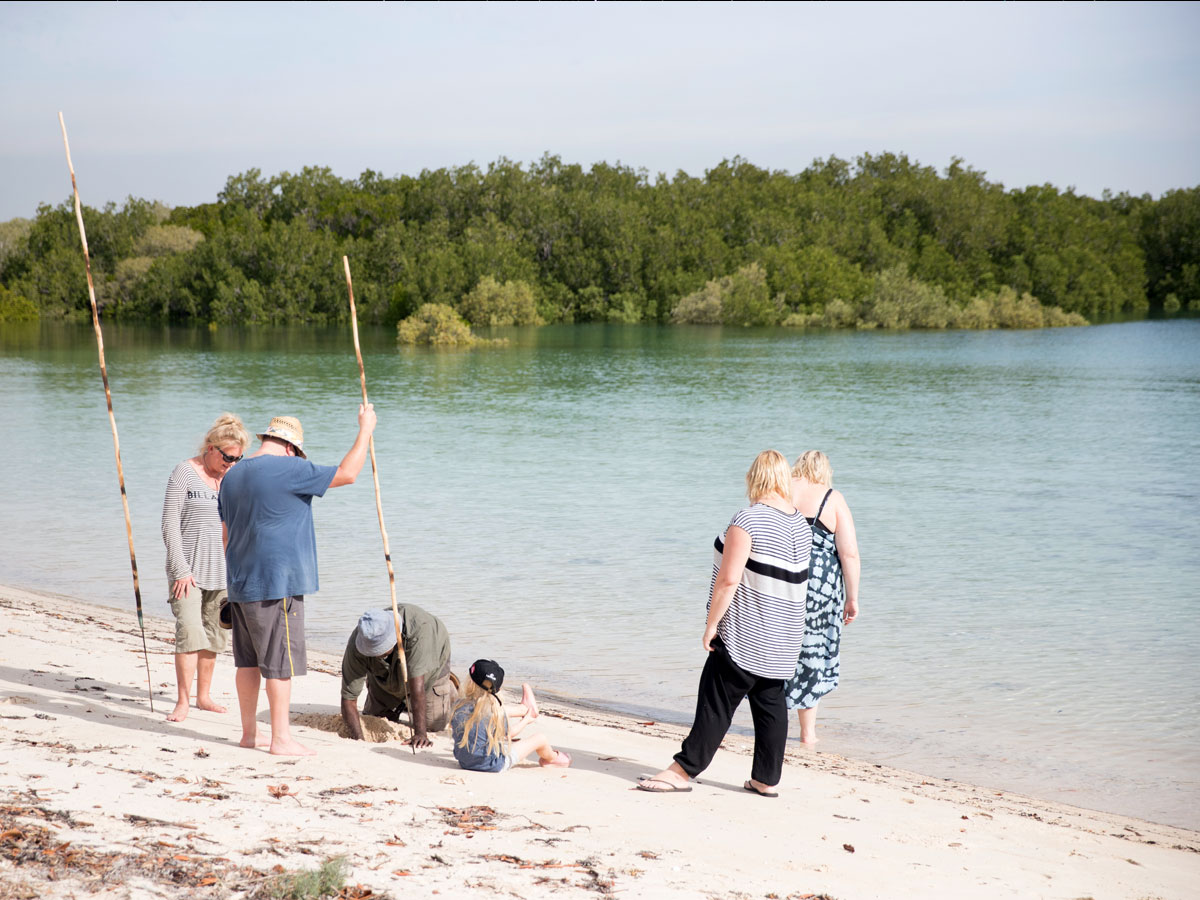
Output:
[451, 702, 508, 773]
[218, 455, 337, 603]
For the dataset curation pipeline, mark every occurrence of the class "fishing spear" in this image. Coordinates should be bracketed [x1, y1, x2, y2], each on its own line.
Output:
[342, 256, 410, 710]
[59, 112, 154, 710]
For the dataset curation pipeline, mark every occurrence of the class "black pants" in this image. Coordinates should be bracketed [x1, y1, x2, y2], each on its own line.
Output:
[673, 638, 788, 787]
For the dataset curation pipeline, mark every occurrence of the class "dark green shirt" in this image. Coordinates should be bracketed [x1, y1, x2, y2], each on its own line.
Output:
[340, 604, 451, 703]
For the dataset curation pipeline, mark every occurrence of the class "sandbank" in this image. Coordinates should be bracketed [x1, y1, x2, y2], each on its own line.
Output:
[0, 584, 1195, 899]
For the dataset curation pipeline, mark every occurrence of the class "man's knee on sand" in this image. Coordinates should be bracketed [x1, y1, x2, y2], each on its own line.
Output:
[362, 673, 458, 732]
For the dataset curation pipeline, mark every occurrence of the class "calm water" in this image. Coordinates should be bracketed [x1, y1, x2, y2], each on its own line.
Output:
[1, 321, 1197, 828]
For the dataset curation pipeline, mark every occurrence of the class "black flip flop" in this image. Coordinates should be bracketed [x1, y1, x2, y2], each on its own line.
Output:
[744, 780, 778, 798]
[636, 778, 692, 793]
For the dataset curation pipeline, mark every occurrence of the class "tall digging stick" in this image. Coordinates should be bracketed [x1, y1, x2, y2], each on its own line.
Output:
[59, 112, 154, 711]
[342, 257, 409, 696]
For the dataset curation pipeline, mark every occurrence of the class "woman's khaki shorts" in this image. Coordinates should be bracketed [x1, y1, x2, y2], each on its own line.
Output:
[230, 596, 307, 680]
[169, 587, 227, 654]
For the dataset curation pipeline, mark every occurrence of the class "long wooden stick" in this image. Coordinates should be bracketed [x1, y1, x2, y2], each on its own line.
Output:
[342, 256, 408, 691]
[59, 112, 154, 711]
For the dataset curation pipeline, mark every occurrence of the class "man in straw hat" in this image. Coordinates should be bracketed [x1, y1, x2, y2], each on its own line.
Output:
[340, 605, 458, 747]
[219, 405, 376, 756]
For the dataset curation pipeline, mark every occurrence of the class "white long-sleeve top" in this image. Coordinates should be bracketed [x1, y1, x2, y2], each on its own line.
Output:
[161, 461, 226, 590]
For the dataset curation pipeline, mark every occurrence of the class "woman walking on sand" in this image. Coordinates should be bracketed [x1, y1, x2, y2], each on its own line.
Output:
[638, 450, 811, 797]
[784, 451, 861, 745]
[161, 413, 249, 722]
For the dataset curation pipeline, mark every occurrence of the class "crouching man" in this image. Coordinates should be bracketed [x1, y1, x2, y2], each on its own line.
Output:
[340, 605, 459, 749]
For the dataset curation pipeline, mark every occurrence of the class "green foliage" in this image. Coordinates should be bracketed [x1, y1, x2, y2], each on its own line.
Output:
[3, 152, 1194, 328]
[259, 856, 347, 900]
[958, 286, 1087, 328]
[1140, 186, 1200, 310]
[0, 284, 38, 322]
[0, 217, 32, 276]
[784, 279, 1085, 330]
[672, 263, 781, 325]
[859, 266, 957, 329]
[457, 275, 543, 326]
[134, 224, 203, 257]
[397, 302, 504, 346]
[719, 263, 782, 326]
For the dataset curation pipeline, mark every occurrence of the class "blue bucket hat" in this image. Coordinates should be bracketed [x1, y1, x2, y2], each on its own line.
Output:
[355, 609, 400, 657]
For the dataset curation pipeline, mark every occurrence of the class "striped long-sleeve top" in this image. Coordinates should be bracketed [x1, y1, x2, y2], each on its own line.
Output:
[711, 503, 813, 679]
[161, 461, 226, 590]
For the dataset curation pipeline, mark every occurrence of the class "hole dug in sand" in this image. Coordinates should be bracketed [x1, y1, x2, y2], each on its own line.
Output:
[291, 711, 411, 743]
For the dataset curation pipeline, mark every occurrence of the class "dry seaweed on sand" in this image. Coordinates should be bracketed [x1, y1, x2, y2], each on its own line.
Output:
[0, 802, 382, 900]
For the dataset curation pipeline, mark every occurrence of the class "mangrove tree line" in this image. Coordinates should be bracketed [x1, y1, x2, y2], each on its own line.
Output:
[1, 153, 1197, 328]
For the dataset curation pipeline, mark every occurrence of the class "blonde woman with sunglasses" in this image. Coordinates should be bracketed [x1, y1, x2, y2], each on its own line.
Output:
[161, 413, 249, 722]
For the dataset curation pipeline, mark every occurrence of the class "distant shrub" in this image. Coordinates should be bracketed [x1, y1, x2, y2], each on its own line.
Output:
[134, 224, 204, 257]
[1163, 293, 1181, 313]
[457, 275, 543, 326]
[859, 266, 957, 329]
[672, 263, 782, 326]
[721, 263, 782, 326]
[670, 280, 723, 324]
[397, 303, 506, 346]
[782, 277, 1086, 330]
[607, 290, 645, 323]
[966, 286, 1087, 328]
[0, 284, 37, 322]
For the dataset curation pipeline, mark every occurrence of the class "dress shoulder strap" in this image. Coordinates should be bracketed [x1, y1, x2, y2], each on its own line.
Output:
[813, 488, 834, 529]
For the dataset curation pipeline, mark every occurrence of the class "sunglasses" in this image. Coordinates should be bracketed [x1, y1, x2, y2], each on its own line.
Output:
[214, 447, 242, 464]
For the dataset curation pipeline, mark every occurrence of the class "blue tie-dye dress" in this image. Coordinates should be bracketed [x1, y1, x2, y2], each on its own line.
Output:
[784, 490, 845, 710]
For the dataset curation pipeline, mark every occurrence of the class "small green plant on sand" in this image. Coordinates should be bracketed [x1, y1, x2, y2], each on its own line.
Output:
[260, 856, 348, 900]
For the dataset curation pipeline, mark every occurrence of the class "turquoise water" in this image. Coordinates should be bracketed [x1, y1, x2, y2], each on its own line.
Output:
[1, 321, 1197, 828]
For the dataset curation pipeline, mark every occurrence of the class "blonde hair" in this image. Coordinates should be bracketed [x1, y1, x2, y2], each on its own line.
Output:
[200, 413, 250, 457]
[454, 680, 509, 758]
[745, 450, 792, 503]
[793, 450, 833, 487]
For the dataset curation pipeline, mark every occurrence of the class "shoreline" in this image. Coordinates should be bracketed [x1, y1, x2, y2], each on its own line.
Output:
[1, 583, 1197, 899]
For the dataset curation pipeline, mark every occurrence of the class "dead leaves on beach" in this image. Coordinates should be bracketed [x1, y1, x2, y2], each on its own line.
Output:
[438, 804, 500, 834]
[1, 800, 376, 900]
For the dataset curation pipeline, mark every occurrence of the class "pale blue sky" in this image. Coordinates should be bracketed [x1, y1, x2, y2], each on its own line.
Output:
[2, 1, 1197, 220]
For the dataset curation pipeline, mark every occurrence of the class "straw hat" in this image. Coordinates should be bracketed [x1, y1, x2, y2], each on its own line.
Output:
[256, 416, 306, 458]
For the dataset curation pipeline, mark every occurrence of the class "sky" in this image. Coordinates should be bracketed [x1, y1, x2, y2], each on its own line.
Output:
[1, 1, 1197, 221]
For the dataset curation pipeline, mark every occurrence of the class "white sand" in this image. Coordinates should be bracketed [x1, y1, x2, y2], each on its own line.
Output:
[0, 584, 1195, 899]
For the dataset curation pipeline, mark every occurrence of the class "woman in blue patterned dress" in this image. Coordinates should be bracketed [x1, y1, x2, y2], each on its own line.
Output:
[784, 451, 860, 745]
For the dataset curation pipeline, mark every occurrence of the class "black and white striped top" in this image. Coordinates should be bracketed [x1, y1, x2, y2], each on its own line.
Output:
[161, 461, 226, 590]
[710, 504, 813, 679]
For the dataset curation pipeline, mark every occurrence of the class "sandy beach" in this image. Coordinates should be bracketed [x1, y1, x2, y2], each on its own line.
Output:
[0, 584, 1196, 900]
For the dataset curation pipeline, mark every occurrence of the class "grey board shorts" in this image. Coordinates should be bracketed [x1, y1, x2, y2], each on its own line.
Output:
[230, 596, 306, 679]
[168, 587, 227, 655]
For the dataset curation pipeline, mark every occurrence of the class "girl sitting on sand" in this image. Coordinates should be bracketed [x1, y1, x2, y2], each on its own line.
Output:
[451, 659, 571, 772]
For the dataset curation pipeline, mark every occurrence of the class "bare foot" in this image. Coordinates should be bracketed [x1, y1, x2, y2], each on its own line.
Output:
[539, 749, 570, 768]
[639, 765, 690, 791]
[744, 778, 779, 798]
[196, 698, 228, 714]
[240, 732, 271, 749]
[166, 701, 189, 723]
[269, 737, 316, 757]
[521, 683, 539, 719]
[799, 734, 818, 747]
